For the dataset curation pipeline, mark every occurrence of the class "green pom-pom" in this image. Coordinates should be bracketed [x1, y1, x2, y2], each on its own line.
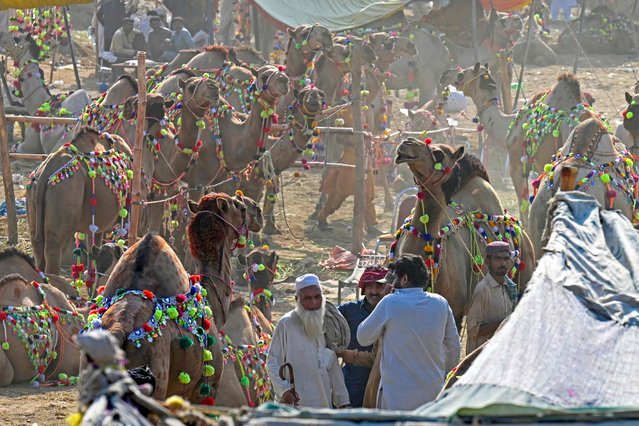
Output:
[196, 120, 206, 129]
[119, 208, 128, 219]
[154, 310, 163, 321]
[434, 163, 443, 171]
[88, 170, 97, 179]
[260, 110, 269, 119]
[544, 163, 553, 173]
[258, 264, 266, 271]
[552, 129, 560, 138]
[189, 307, 197, 318]
[240, 376, 249, 387]
[2, 342, 9, 351]
[200, 383, 211, 396]
[203, 349, 213, 361]
[419, 214, 430, 224]
[167, 307, 179, 320]
[600, 173, 611, 184]
[178, 371, 191, 384]
[203, 365, 215, 376]
[474, 255, 484, 265]
[117, 239, 126, 247]
[625, 158, 634, 167]
[627, 111, 634, 119]
[207, 334, 216, 347]
[522, 123, 528, 129]
[204, 306, 213, 318]
[179, 336, 194, 349]
[238, 236, 247, 245]
[58, 373, 68, 381]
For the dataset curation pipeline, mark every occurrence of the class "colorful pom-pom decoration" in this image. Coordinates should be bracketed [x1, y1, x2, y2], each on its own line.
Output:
[179, 336, 194, 349]
[178, 372, 191, 384]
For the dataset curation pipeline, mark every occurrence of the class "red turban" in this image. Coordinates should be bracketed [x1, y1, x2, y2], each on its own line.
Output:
[358, 266, 388, 289]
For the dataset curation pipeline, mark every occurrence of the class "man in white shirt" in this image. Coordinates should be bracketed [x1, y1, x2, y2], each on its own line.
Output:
[266, 274, 351, 408]
[358, 254, 460, 410]
[466, 241, 518, 354]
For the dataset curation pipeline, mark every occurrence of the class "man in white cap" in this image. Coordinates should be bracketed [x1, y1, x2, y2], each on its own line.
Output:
[466, 241, 519, 354]
[266, 274, 351, 408]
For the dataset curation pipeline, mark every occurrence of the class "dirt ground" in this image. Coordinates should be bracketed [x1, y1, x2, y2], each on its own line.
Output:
[1, 20, 639, 425]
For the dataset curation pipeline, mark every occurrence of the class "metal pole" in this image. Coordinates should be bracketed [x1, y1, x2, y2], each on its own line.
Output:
[573, 0, 587, 74]
[351, 48, 366, 255]
[63, 7, 82, 90]
[129, 51, 147, 246]
[471, 0, 479, 64]
[0, 88, 19, 245]
[513, 0, 536, 112]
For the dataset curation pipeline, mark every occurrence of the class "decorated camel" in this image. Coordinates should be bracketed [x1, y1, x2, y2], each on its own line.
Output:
[444, 65, 600, 221]
[238, 246, 279, 322]
[0, 32, 91, 154]
[26, 128, 133, 276]
[527, 117, 638, 258]
[392, 138, 535, 327]
[615, 91, 639, 156]
[0, 274, 84, 385]
[85, 192, 263, 402]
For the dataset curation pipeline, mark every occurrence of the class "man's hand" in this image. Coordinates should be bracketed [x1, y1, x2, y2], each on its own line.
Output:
[281, 389, 300, 405]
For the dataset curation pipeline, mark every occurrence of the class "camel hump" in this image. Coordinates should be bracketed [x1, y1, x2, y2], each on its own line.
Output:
[0, 273, 29, 289]
[0, 247, 36, 270]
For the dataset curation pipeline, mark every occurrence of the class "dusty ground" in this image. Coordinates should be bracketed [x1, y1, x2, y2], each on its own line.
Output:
[1, 21, 638, 425]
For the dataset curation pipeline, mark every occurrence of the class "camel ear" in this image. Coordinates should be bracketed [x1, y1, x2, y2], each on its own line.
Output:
[408, 110, 415, 118]
[269, 251, 278, 266]
[164, 99, 175, 110]
[452, 146, 465, 163]
[178, 77, 187, 92]
[293, 88, 299, 99]
[122, 96, 138, 119]
[188, 200, 199, 214]
[91, 245, 101, 257]
[216, 197, 230, 213]
[237, 253, 247, 266]
[287, 28, 296, 37]
[473, 62, 480, 74]
[626, 92, 633, 104]
[249, 66, 259, 78]
[228, 48, 238, 65]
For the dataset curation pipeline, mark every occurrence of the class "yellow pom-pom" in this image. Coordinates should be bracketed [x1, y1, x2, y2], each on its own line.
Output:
[164, 395, 186, 410]
[65, 412, 83, 426]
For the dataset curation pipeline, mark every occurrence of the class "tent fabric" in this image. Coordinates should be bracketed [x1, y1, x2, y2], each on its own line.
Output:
[479, 0, 532, 12]
[249, 0, 411, 32]
[0, 0, 91, 9]
[418, 192, 639, 418]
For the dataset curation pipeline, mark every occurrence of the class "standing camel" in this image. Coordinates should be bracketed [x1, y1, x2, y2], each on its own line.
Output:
[238, 246, 279, 322]
[87, 193, 263, 402]
[392, 138, 535, 327]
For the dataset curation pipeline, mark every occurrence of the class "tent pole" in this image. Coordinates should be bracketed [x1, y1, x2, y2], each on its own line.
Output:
[63, 6, 81, 90]
[573, 0, 587, 74]
[512, 0, 536, 112]
[129, 51, 147, 246]
[351, 49, 365, 255]
[472, 0, 479, 64]
[0, 88, 18, 245]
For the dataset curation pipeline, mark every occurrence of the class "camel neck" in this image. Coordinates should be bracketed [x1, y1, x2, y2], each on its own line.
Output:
[315, 56, 343, 105]
[196, 236, 235, 328]
[476, 99, 515, 142]
[410, 187, 447, 238]
[285, 47, 310, 78]
[18, 63, 50, 115]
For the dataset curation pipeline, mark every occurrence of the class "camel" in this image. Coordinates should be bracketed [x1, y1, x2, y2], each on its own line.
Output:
[0, 247, 78, 301]
[0, 32, 91, 154]
[26, 128, 133, 276]
[238, 247, 279, 322]
[186, 45, 239, 71]
[615, 91, 639, 157]
[528, 118, 638, 259]
[88, 192, 263, 402]
[217, 294, 273, 407]
[145, 49, 201, 80]
[238, 85, 326, 235]
[393, 138, 535, 327]
[0, 274, 84, 385]
[183, 65, 290, 189]
[233, 45, 266, 67]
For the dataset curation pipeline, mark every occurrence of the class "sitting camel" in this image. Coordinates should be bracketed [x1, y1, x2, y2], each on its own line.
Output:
[238, 246, 279, 322]
[615, 91, 639, 157]
[26, 128, 133, 276]
[86, 192, 263, 402]
[392, 138, 535, 327]
[528, 118, 638, 259]
[0, 274, 84, 385]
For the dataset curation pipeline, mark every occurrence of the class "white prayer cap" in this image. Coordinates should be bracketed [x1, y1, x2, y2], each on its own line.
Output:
[295, 273, 321, 293]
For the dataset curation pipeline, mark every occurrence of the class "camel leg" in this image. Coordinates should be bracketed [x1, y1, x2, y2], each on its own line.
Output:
[0, 351, 15, 386]
[317, 191, 348, 231]
[262, 183, 281, 235]
[378, 165, 394, 212]
[509, 157, 529, 227]
[43, 204, 78, 275]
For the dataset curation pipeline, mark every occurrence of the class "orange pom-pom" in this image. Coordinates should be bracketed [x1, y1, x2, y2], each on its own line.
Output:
[143, 290, 155, 300]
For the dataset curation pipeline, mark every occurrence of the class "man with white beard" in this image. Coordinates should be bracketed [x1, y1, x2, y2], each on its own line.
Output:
[267, 274, 351, 408]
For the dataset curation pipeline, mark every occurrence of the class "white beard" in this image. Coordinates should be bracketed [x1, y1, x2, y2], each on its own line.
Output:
[295, 297, 326, 343]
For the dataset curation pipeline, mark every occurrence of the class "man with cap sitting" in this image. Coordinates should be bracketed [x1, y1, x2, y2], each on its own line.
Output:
[466, 241, 519, 354]
[266, 274, 351, 408]
[357, 254, 460, 410]
[336, 266, 391, 407]
[109, 17, 143, 62]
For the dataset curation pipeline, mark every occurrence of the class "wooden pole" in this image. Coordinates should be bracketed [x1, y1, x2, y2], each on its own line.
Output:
[5, 115, 77, 125]
[128, 52, 147, 246]
[573, 0, 587, 74]
[513, 0, 536, 111]
[63, 6, 82, 90]
[351, 48, 366, 255]
[0, 88, 19, 245]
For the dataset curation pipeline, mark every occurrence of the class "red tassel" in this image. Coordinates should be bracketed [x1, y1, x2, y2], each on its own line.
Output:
[202, 318, 211, 330]
[202, 396, 215, 405]
[142, 323, 153, 332]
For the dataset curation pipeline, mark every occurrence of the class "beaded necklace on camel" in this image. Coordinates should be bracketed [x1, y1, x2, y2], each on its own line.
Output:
[388, 194, 525, 292]
[1, 281, 84, 382]
[84, 276, 218, 404]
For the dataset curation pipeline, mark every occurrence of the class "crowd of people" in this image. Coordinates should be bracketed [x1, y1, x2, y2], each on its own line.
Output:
[266, 243, 518, 411]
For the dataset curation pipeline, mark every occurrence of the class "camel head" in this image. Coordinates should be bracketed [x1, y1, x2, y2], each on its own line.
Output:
[252, 65, 290, 102]
[332, 36, 377, 69]
[91, 242, 127, 287]
[396, 137, 465, 187]
[122, 93, 175, 140]
[407, 108, 439, 133]
[70, 126, 131, 155]
[238, 247, 278, 321]
[178, 76, 220, 117]
[366, 32, 417, 66]
[0, 31, 41, 66]
[441, 63, 498, 101]
[235, 193, 263, 233]
[623, 91, 639, 155]
[295, 85, 326, 118]
[486, 9, 522, 49]
[287, 23, 334, 59]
